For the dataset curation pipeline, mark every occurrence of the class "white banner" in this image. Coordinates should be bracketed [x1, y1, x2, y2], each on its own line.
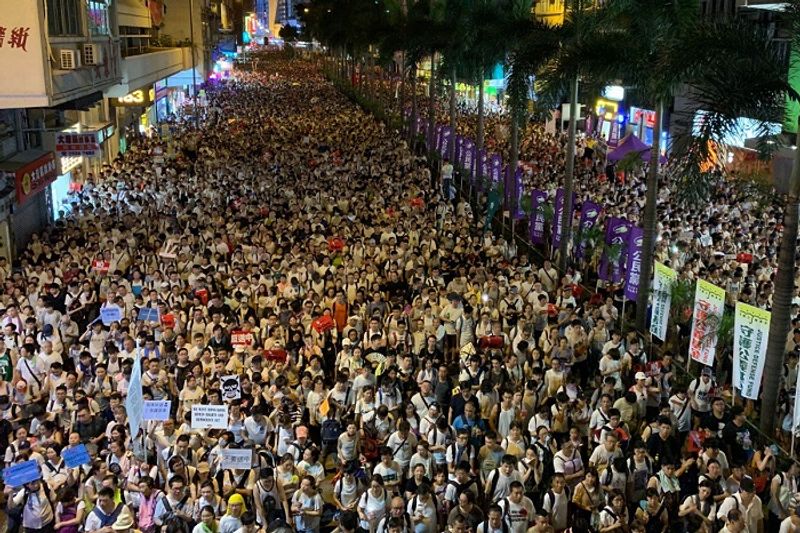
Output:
[650, 262, 677, 341]
[733, 302, 770, 400]
[142, 400, 172, 421]
[220, 448, 253, 470]
[191, 404, 229, 429]
[688, 279, 726, 367]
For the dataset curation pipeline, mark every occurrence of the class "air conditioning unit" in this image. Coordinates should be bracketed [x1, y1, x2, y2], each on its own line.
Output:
[59, 49, 80, 70]
[82, 44, 102, 65]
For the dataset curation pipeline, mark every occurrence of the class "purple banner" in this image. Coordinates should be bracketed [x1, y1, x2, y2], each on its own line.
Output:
[476, 149, 487, 190]
[575, 201, 602, 260]
[434, 124, 444, 151]
[490, 154, 503, 184]
[529, 190, 548, 244]
[598, 217, 632, 283]
[455, 135, 464, 164]
[416, 117, 425, 137]
[440, 127, 452, 159]
[552, 188, 576, 251]
[624, 226, 645, 300]
[463, 139, 475, 178]
[512, 167, 526, 219]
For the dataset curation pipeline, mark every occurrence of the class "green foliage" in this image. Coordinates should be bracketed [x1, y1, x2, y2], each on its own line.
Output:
[519, 194, 533, 215]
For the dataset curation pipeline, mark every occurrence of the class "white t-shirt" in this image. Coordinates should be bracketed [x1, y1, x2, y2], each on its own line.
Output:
[498, 496, 534, 533]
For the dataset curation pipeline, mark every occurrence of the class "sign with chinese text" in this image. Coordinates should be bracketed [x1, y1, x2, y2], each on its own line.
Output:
[4, 152, 57, 205]
[142, 400, 172, 420]
[3, 460, 41, 487]
[56, 131, 100, 157]
[650, 262, 676, 341]
[0, 2, 48, 108]
[529, 190, 548, 245]
[62, 444, 91, 468]
[733, 302, 770, 400]
[220, 448, 252, 470]
[231, 330, 253, 347]
[624, 226, 644, 301]
[688, 279, 725, 367]
[575, 201, 601, 260]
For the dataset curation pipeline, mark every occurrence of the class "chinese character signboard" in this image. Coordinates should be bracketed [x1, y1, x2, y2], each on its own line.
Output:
[6, 152, 58, 205]
[0, 1, 48, 107]
[688, 279, 726, 367]
[56, 132, 101, 157]
[650, 262, 677, 341]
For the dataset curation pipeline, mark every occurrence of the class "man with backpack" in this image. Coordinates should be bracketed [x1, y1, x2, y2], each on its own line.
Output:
[153, 475, 195, 529]
[84, 486, 129, 532]
[10, 478, 55, 533]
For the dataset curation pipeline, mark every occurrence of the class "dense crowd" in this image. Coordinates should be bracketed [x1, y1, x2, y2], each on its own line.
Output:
[0, 54, 799, 533]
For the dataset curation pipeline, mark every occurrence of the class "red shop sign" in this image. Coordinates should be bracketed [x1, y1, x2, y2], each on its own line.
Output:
[13, 153, 57, 205]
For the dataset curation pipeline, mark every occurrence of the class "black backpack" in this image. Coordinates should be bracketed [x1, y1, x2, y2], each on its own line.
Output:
[321, 418, 343, 443]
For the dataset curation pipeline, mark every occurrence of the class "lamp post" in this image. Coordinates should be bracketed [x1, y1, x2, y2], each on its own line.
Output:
[188, 0, 199, 128]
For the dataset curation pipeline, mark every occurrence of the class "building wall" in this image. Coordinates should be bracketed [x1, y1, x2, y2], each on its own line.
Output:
[160, 0, 209, 77]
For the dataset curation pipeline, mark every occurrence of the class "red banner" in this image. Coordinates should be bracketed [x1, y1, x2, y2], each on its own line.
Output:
[231, 330, 254, 347]
[91, 260, 110, 273]
[11, 153, 57, 205]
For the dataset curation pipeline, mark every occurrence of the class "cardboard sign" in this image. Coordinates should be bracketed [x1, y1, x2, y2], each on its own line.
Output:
[220, 448, 253, 470]
[142, 400, 172, 421]
[231, 330, 253, 347]
[100, 306, 123, 325]
[191, 404, 229, 429]
[62, 444, 91, 468]
[3, 460, 41, 487]
[220, 375, 241, 401]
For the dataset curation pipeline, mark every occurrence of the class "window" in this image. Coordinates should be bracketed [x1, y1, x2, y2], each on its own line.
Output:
[86, 0, 110, 36]
[47, 0, 81, 36]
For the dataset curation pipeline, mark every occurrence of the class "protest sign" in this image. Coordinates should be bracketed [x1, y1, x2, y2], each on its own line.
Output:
[62, 444, 91, 468]
[733, 302, 770, 400]
[689, 279, 726, 366]
[100, 306, 123, 325]
[3, 460, 41, 487]
[220, 375, 241, 401]
[143, 400, 172, 421]
[191, 405, 229, 429]
[231, 330, 254, 347]
[220, 448, 253, 470]
[650, 262, 677, 341]
[138, 307, 159, 322]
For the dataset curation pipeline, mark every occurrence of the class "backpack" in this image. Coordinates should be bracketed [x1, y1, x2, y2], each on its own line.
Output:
[537, 486, 570, 514]
[92, 503, 124, 527]
[321, 418, 342, 443]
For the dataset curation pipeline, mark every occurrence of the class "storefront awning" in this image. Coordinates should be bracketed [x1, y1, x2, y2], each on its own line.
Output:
[118, 0, 152, 28]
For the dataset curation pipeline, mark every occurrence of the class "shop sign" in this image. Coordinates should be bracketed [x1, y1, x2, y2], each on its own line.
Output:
[7, 152, 57, 205]
[55, 131, 100, 157]
[114, 89, 152, 107]
[630, 107, 656, 128]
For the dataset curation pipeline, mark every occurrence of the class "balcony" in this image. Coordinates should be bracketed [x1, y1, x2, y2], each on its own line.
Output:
[105, 47, 193, 98]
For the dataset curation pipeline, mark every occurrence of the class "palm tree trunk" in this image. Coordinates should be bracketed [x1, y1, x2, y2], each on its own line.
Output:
[557, 75, 579, 272]
[449, 66, 457, 162]
[760, 126, 800, 435]
[635, 100, 664, 332]
[427, 54, 437, 155]
[477, 75, 485, 152]
[509, 107, 520, 242]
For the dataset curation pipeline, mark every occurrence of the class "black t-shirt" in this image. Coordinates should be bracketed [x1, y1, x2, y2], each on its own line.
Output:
[646, 433, 680, 469]
[722, 421, 752, 465]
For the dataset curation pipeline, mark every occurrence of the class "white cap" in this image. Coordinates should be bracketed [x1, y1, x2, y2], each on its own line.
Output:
[635, 371, 647, 381]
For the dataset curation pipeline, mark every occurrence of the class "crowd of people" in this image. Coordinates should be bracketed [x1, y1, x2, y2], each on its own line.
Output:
[0, 52, 798, 533]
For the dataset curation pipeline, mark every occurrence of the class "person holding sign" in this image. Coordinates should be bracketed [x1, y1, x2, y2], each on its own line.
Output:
[10, 478, 55, 532]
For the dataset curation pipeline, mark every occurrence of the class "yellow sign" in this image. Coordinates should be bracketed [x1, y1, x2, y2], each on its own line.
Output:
[115, 89, 153, 107]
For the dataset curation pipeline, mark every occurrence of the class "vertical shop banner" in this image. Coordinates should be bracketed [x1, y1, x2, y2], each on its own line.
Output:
[575, 201, 601, 260]
[462, 139, 475, 178]
[624, 226, 645, 301]
[598, 217, 631, 283]
[688, 279, 726, 367]
[650, 262, 677, 341]
[733, 302, 770, 400]
[529, 190, 548, 244]
[552, 188, 576, 251]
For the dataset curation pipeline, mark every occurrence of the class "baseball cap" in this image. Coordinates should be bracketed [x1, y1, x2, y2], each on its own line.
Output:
[701, 367, 713, 377]
[635, 372, 647, 381]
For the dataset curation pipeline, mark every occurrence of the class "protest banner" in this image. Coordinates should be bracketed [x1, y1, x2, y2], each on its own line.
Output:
[529, 190, 548, 245]
[624, 227, 645, 301]
[138, 307, 159, 322]
[220, 375, 242, 401]
[688, 279, 726, 366]
[733, 302, 770, 400]
[231, 330, 254, 347]
[100, 306, 123, 326]
[575, 201, 601, 260]
[650, 262, 677, 341]
[126, 351, 144, 438]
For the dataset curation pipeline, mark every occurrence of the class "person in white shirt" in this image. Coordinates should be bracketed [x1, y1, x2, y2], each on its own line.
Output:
[497, 482, 534, 533]
[477, 504, 507, 533]
[407, 482, 438, 533]
[716, 477, 763, 533]
[386, 422, 417, 472]
[484, 455, 523, 502]
[11, 479, 55, 531]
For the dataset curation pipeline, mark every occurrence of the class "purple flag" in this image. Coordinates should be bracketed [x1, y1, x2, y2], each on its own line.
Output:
[598, 217, 632, 283]
[529, 190, 548, 244]
[455, 136, 463, 163]
[476, 149, 487, 190]
[440, 127, 452, 158]
[552, 188, 576, 251]
[624, 226, 645, 300]
[434, 124, 444, 151]
[575, 201, 602, 260]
